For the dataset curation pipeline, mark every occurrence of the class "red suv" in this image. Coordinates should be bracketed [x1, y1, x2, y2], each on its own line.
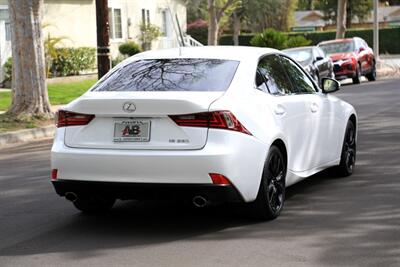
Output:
[318, 37, 376, 84]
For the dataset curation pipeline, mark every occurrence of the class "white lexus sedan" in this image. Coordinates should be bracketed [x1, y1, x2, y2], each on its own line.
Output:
[51, 46, 357, 220]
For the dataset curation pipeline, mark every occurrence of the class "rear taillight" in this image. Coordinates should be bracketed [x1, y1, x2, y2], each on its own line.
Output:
[56, 110, 95, 128]
[209, 173, 231, 185]
[51, 169, 58, 180]
[169, 111, 251, 135]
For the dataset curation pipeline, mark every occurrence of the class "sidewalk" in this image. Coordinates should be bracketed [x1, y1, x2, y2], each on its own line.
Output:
[377, 55, 400, 77]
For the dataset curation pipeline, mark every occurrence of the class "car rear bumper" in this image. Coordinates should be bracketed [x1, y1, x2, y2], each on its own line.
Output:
[52, 179, 244, 203]
[51, 128, 268, 202]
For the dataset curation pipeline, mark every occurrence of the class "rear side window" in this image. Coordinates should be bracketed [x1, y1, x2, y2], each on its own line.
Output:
[91, 58, 240, 92]
[257, 55, 294, 95]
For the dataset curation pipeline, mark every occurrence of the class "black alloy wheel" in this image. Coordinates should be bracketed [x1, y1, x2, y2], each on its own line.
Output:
[337, 120, 356, 177]
[249, 145, 286, 220]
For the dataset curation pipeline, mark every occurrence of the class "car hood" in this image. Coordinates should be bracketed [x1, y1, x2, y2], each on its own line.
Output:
[329, 52, 356, 62]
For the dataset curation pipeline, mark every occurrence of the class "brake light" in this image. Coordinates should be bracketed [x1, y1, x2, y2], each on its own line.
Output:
[169, 111, 251, 135]
[56, 110, 95, 128]
[209, 173, 231, 185]
[51, 169, 58, 180]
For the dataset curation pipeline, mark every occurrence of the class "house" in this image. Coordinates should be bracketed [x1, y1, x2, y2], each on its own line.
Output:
[293, 5, 400, 32]
[292, 10, 326, 32]
[0, 0, 192, 80]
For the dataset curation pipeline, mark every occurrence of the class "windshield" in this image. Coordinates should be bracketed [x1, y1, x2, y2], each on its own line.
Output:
[91, 58, 240, 92]
[284, 49, 313, 64]
[319, 41, 355, 55]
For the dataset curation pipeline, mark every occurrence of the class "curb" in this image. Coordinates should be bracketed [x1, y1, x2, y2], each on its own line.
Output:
[0, 125, 55, 147]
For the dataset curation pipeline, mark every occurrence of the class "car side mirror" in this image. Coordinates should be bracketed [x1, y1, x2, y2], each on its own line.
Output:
[321, 78, 340, 93]
[359, 47, 365, 52]
[315, 56, 324, 61]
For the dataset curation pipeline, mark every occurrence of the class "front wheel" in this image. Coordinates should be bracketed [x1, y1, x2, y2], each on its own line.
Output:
[352, 64, 361, 84]
[336, 120, 356, 177]
[249, 145, 286, 220]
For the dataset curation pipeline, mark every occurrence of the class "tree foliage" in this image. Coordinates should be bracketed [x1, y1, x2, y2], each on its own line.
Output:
[187, 0, 298, 44]
[250, 28, 311, 49]
[235, 0, 298, 33]
[207, 0, 242, 45]
[316, 0, 373, 26]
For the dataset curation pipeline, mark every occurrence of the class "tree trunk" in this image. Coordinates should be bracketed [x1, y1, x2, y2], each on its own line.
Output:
[232, 11, 241, 46]
[7, 0, 51, 118]
[336, 0, 348, 39]
[207, 0, 219, 45]
[346, 1, 352, 29]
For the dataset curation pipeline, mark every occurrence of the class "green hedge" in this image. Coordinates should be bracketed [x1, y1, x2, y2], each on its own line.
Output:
[220, 27, 400, 54]
[52, 47, 96, 77]
[187, 27, 208, 45]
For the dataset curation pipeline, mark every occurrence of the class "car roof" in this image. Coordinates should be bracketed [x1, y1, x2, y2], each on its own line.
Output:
[319, 38, 355, 45]
[130, 46, 281, 62]
[283, 46, 316, 51]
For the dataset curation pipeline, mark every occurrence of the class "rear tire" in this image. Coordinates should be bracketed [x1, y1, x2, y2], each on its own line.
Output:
[352, 64, 361, 84]
[336, 120, 356, 177]
[366, 62, 376, 81]
[72, 196, 116, 213]
[248, 145, 286, 220]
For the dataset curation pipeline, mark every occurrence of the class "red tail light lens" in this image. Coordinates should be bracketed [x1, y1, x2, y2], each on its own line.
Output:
[209, 173, 231, 185]
[51, 169, 58, 180]
[169, 111, 251, 135]
[56, 110, 95, 128]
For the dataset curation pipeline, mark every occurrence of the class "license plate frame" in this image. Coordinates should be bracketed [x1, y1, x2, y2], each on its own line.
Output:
[113, 119, 151, 142]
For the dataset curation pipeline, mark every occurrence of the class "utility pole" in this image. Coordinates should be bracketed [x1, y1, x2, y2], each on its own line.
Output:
[95, 0, 110, 79]
[373, 0, 379, 60]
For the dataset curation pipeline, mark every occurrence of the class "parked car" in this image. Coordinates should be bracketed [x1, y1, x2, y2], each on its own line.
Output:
[283, 46, 334, 86]
[318, 37, 376, 84]
[51, 46, 357, 220]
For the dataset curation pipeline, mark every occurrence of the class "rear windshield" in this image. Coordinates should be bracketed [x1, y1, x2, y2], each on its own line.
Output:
[91, 58, 240, 92]
[319, 41, 355, 55]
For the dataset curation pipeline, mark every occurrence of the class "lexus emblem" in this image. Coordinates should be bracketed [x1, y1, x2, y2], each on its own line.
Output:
[123, 102, 136, 113]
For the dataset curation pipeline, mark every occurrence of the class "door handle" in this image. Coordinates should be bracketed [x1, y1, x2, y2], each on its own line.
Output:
[311, 102, 319, 113]
[274, 105, 286, 115]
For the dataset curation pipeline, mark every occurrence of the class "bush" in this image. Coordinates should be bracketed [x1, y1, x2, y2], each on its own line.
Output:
[112, 55, 126, 67]
[52, 47, 96, 77]
[118, 42, 141, 57]
[250, 28, 288, 50]
[286, 35, 312, 48]
[3, 57, 12, 82]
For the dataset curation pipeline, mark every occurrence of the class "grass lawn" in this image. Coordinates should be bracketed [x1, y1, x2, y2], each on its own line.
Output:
[0, 91, 11, 111]
[0, 113, 53, 133]
[0, 79, 97, 111]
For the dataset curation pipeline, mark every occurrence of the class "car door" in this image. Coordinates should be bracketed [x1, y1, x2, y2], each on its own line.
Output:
[313, 48, 326, 78]
[362, 39, 374, 72]
[355, 38, 370, 73]
[257, 54, 312, 173]
[279, 55, 339, 169]
[316, 47, 331, 79]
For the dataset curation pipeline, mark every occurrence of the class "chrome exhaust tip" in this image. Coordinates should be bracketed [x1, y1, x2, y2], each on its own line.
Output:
[192, 196, 208, 208]
[65, 192, 78, 203]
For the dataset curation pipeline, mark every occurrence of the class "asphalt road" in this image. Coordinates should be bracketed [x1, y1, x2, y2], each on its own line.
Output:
[1, 78, 399, 267]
